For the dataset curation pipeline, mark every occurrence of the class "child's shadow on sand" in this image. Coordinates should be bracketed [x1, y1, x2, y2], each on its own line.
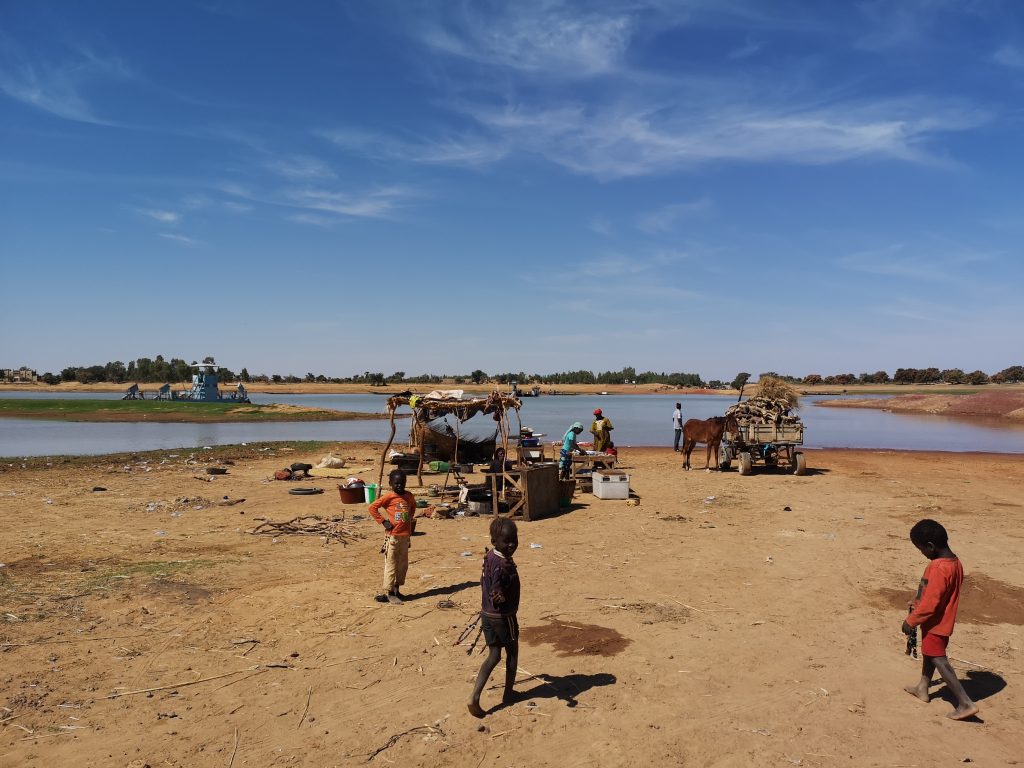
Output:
[499, 672, 616, 712]
[935, 670, 1006, 722]
[401, 581, 479, 601]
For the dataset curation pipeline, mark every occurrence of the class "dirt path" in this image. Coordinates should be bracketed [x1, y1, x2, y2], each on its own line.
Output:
[1, 446, 1022, 766]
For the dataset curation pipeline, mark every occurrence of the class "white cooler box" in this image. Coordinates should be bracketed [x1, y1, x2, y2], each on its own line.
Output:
[592, 469, 630, 499]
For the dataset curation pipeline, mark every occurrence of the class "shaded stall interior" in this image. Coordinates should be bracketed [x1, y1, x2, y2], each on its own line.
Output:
[376, 392, 565, 520]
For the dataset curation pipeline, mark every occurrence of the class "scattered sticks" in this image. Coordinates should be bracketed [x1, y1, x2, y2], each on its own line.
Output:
[466, 626, 483, 656]
[228, 727, 239, 768]
[366, 724, 446, 762]
[91, 664, 262, 700]
[454, 614, 481, 646]
[1, 633, 152, 650]
[250, 515, 364, 545]
[297, 686, 313, 729]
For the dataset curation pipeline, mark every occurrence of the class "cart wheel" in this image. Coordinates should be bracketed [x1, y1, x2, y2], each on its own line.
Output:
[738, 452, 752, 476]
[792, 452, 807, 476]
[719, 443, 734, 471]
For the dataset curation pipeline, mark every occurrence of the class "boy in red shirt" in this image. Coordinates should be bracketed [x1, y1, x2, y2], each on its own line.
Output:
[902, 518, 979, 720]
[368, 470, 416, 605]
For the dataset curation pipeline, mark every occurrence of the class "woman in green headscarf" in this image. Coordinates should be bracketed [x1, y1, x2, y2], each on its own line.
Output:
[559, 422, 585, 479]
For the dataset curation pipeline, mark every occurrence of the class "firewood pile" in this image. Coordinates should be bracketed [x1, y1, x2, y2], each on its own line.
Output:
[250, 515, 364, 545]
[725, 396, 802, 426]
[725, 375, 802, 426]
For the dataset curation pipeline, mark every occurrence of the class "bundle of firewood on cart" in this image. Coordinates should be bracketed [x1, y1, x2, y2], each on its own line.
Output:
[724, 376, 802, 427]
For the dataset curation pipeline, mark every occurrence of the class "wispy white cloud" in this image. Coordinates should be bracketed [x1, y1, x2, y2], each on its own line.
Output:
[284, 185, 413, 219]
[532, 247, 698, 307]
[0, 41, 132, 124]
[636, 198, 713, 233]
[852, 0, 961, 51]
[217, 178, 419, 221]
[588, 217, 612, 235]
[179, 194, 253, 214]
[219, 182, 254, 199]
[158, 233, 196, 244]
[578, 255, 652, 278]
[364, 3, 991, 181]
[288, 213, 336, 227]
[838, 242, 996, 282]
[727, 36, 763, 60]
[462, 97, 985, 179]
[136, 208, 181, 224]
[318, 128, 508, 167]
[264, 154, 336, 180]
[992, 44, 1024, 69]
[415, 2, 636, 77]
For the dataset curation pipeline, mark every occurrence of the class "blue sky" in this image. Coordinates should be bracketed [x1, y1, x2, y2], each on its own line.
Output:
[1, 1, 1022, 380]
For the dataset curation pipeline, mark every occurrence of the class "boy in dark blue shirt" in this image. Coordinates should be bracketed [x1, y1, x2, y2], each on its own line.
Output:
[468, 518, 520, 717]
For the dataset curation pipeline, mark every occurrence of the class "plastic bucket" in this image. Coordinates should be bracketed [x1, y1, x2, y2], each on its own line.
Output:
[338, 485, 364, 504]
[364, 484, 379, 504]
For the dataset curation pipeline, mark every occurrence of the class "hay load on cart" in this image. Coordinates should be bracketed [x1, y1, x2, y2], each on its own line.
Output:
[721, 377, 808, 476]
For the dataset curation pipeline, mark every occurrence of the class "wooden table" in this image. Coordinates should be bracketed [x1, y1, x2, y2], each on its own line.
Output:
[570, 452, 617, 480]
[516, 443, 547, 465]
[481, 463, 559, 521]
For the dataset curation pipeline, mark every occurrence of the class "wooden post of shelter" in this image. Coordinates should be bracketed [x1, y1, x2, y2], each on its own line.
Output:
[378, 401, 399, 491]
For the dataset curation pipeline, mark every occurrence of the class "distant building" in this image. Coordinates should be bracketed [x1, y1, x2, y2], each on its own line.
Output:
[1, 367, 38, 383]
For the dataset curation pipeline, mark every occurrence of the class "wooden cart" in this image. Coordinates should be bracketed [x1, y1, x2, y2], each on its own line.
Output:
[721, 422, 807, 476]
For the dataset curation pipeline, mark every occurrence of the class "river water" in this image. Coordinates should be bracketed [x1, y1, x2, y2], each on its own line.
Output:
[2, 392, 1023, 457]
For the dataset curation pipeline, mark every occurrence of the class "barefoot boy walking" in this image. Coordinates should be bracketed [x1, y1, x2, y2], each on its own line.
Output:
[902, 518, 979, 720]
[468, 518, 520, 717]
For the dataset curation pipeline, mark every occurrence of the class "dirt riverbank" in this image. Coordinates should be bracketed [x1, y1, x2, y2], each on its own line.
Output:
[1, 445, 1022, 766]
[819, 390, 1024, 420]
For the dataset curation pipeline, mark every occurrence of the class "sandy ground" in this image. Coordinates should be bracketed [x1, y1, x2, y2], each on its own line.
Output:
[2, 445, 1023, 767]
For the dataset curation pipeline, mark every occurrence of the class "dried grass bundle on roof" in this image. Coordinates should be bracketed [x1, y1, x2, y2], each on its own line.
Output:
[754, 376, 800, 409]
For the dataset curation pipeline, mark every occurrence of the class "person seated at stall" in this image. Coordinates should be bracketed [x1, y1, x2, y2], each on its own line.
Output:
[487, 446, 513, 493]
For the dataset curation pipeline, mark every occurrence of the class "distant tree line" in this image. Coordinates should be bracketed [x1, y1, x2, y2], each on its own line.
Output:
[794, 366, 1024, 386]
[19, 358, 1024, 388]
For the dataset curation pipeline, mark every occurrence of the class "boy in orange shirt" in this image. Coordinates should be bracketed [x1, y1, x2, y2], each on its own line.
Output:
[901, 519, 979, 720]
[368, 470, 416, 605]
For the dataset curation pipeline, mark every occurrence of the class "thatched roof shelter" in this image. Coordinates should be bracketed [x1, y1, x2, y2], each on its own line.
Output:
[378, 391, 522, 487]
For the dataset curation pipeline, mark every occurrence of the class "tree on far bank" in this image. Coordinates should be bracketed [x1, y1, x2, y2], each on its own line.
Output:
[470, 369, 487, 384]
[992, 365, 1024, 383]
[730, 372, 751, 391]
